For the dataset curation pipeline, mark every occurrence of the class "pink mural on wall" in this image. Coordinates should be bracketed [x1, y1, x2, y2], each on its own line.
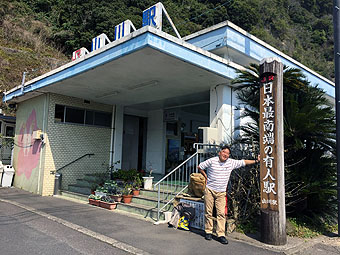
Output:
[16, 109, 42, 179]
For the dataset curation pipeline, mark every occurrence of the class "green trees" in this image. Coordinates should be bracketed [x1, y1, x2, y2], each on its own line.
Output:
[11, 0, 334, 81]
[232, 63, 336, 224]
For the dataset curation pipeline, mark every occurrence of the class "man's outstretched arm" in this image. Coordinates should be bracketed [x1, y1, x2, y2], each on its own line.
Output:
[244, 155, 261, 166]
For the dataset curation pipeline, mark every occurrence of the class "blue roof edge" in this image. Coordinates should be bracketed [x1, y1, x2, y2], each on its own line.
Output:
[184, 21, 335, 98]
[3, 28, 239, 103]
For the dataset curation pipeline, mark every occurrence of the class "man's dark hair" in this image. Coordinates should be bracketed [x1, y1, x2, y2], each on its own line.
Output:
[220, 145, 231, 154]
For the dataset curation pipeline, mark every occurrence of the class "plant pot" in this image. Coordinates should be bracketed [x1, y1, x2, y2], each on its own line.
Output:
[132, 189, 140, 196]
[89, 199, 100, 206]
[99, 201, 117, 210]
[111, 194, 123, 202]
[122, 194, 133, 203]
[143, 176, 154, 190]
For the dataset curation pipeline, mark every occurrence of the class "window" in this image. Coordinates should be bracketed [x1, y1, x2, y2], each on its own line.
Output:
[55, 104, 65, 122]
[5, 126, 14, 137]
[54, 104, 111, 127]
[94, 111, 111, 127]
[65, 107, 84, 124]
[85, 110, 94, 125]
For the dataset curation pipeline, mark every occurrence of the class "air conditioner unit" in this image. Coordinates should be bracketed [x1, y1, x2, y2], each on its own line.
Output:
[198, 127, 218, 144]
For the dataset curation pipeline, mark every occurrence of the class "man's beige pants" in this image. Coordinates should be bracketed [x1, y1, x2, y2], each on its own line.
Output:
[204, 187, 226, 237]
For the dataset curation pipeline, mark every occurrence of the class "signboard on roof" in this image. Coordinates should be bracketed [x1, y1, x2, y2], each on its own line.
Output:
[71, 2, 181, 61]
[142, 3, 163, 30]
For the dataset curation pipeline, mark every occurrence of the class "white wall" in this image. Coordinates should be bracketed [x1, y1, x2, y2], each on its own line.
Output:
[209, 84, 256, 144]
[232, 90, 255, 139]
[210, 85, 234, 144]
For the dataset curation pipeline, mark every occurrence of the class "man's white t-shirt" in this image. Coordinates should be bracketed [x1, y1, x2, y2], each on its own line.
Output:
[199, 156, 245, 192]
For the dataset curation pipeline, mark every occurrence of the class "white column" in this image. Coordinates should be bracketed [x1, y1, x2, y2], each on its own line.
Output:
[113, 105, 124, 169]
[209, 85, 234, 144]
[146, 109, 165, 174]
[232, 91, 242, 139]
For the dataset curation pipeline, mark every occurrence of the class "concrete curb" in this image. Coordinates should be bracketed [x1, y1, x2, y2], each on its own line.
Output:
[227, 229, 338, 255]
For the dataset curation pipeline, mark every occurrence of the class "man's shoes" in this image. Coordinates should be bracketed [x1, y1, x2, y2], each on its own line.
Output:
[217, 236, 228, 245]
[205, 233, 212, 240]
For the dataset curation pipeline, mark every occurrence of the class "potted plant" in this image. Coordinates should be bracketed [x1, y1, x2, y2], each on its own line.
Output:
[122, 184, 133, 203]
[143, 169, 154, 190]
[132, 176, 142, 196]
[99, 195, 117, 210]
[90, 183, 98, 194]
[95, 186, 107, 197]
[88, 194, 101, 206]
[111, 186, 123, 202]
[111, 169, 125, 185]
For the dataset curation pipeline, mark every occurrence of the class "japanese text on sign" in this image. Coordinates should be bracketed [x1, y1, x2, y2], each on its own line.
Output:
[261, 75, 278, 206]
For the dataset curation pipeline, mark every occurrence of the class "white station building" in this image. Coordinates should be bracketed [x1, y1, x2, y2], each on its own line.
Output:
[3, 3, 334, 195]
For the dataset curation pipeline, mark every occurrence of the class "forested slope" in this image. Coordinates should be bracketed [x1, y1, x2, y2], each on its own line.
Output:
[0, 0, 334, 95]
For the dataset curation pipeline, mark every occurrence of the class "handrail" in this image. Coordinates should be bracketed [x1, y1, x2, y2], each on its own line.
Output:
[154, 151, 198, 219]
[55, 153, 94, 173]
[193, 143, 220, 148]
[154, 152, 198, 187]
[155, 143, 222, 221]
[154, 152, 198, 221]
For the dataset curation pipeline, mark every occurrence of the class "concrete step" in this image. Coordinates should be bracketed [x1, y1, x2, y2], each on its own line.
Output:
[75, 179, 94, 187]
[140, 188, 187, 199]
[132, 195, 173, 211]
[63, 177, 187, 222]
[59, 190, 89, 202]
[68, 184, 91, 195]
[116, 201, 166, 221]
[154, 183, 189, 193]
[83, 173, 108, 183]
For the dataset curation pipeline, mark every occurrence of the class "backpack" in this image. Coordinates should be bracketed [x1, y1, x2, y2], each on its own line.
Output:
[188, 173, 206, 198]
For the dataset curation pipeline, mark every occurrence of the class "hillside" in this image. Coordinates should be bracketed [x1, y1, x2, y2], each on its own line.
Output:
[0, 0, 68, 105]
[0, 0, 334, 101]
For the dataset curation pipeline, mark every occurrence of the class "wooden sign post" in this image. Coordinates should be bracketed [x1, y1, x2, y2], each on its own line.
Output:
[259, 57, 286, 245]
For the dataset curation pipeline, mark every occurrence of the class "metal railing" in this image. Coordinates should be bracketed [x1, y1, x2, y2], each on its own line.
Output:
[154, 143, 221, 221]
[55, 153, 94, 173]
[53, 153, 94, 191]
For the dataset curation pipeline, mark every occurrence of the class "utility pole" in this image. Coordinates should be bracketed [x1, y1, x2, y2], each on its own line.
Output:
[333, 0, 340, 237]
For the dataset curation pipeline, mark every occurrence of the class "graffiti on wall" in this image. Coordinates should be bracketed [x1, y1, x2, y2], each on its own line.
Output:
[16, 109, 42, 179]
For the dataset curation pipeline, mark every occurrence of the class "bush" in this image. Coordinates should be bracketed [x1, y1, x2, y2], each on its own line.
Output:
[112, 169, 142, 182]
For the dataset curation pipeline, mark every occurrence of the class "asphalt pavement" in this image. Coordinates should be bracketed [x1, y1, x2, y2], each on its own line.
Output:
[0, 187, 339, 255]
[0, 201, 129, 255]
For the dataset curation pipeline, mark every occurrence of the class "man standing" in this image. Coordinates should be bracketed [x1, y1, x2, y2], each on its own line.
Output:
[198, 145, 260, 244]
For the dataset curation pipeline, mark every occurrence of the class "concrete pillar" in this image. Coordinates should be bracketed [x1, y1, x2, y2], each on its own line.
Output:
[146, 109, 165, 174]
[209, 85, 234, 144]
[113, 105, 124, 169]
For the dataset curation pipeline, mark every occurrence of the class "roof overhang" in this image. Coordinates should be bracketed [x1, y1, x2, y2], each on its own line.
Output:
[4, 26, 245, 110]
[184, 21, 335, 99]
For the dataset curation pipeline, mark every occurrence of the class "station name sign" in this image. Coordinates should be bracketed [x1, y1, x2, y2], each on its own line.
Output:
[72, 2, 179, 61]
[260, 74, 279, 210]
